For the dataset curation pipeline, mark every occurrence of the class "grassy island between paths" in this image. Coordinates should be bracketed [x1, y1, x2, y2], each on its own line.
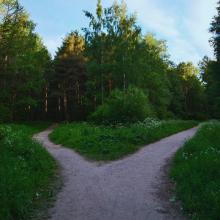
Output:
[171, 121, 220, 220]
[50, 119, 198, 161]
[0, 122, 56, 220]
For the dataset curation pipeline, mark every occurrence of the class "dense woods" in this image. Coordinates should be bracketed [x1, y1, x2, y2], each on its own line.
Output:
[0, 0, 219, 123]
[0, 0, 50, 121]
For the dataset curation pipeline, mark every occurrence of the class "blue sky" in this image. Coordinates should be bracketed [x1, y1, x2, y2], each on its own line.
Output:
[20, 0, 218, 65]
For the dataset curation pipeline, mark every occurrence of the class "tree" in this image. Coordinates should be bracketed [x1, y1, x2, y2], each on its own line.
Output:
[205, 0, 220, 118]
[167, 65, 185, 117]
[200, 56, 220, 118]
[169, 62, 206, 119]
[51, 31, 87, 121]
[210, 0, 220, 61]
[0, 0, 51, 121]
[83, 0, 141, 109]
[138, 34, 171, 118]
[199, 1, 220, 119]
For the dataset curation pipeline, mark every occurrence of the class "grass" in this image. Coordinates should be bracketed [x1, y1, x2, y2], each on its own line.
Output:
[170, 121, 220, 220]
[0, 122, 56, 220]
[50, 119, 198, 161]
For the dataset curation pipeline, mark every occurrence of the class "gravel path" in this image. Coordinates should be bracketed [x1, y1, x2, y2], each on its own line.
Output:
[34, 127, 198, 220]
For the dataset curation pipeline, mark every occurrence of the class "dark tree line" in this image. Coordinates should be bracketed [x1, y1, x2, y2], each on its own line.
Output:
[0, 0, 219, 122]
[199, 0, 220, 119]
[0, 0, 50, 121]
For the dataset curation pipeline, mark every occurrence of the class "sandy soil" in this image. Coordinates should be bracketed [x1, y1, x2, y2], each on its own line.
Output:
[34, 126, 198, 220]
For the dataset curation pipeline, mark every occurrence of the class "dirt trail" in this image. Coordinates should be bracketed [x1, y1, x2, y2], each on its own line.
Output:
[34, 127, 198, 220]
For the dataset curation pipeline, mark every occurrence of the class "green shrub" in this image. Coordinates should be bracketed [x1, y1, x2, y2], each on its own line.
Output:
[89, 86, 153, 124]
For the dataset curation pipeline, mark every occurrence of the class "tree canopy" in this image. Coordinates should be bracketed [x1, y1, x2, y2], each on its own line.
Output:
[0, 0, 50, 121]
[0, 0, 219, 122]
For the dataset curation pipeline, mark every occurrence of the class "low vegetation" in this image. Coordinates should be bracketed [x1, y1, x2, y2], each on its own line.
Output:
[0, 122, 56, 220]
[50, 119, 198, 161]
[170, 121, 220, 220]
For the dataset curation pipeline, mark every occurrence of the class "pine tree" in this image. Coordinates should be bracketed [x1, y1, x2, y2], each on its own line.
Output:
[210, 0, 220, 61]
[0, 0, 50, 121]
[51, 31, 86, 121]
[206, 1, 220, 118]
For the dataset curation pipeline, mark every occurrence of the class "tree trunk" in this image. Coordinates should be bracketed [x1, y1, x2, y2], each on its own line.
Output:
[63, 90, 69, 121]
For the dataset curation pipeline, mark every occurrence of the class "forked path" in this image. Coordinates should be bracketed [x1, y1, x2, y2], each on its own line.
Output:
[34, 127, 198, 220]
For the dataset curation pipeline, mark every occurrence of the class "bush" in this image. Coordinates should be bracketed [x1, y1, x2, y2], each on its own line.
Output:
[89, 86, 153, 124]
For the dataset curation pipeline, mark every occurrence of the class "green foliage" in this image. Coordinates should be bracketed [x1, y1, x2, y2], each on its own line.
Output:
[168, 67, 185, 117]
[51, 31, 87, 121]
[168, 62, 207, 119]
[199, 1, 220, 119]
[0, 0, 213, 121]
[200, 57, 220, 119]
[171, 122, 220, 220]
[50, 120, 197, 161]
[0, 123, 56, 220]
[138, 34, 171, 118]
[210, 1, 220, 61]
[83, 1, 142, 105]
[0, 0, 51, 121]
[89, 86, 152, 124]
[83, 2, 174, 119]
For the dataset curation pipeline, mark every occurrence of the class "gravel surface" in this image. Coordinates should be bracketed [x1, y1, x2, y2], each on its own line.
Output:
[34, 126, 198, 220]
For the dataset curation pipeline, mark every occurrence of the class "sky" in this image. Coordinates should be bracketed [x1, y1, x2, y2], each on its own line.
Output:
[20, 0, 218, 65]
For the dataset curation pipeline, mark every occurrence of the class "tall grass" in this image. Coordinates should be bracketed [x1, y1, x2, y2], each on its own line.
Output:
[0, 123, 56, 220]
[50, 119, 198, 161]
[170, 121, 220, 220]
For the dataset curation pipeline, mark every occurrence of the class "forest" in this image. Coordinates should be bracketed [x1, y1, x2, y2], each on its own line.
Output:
[0, 0, 220, 220]
[0, 0, 219, 124]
